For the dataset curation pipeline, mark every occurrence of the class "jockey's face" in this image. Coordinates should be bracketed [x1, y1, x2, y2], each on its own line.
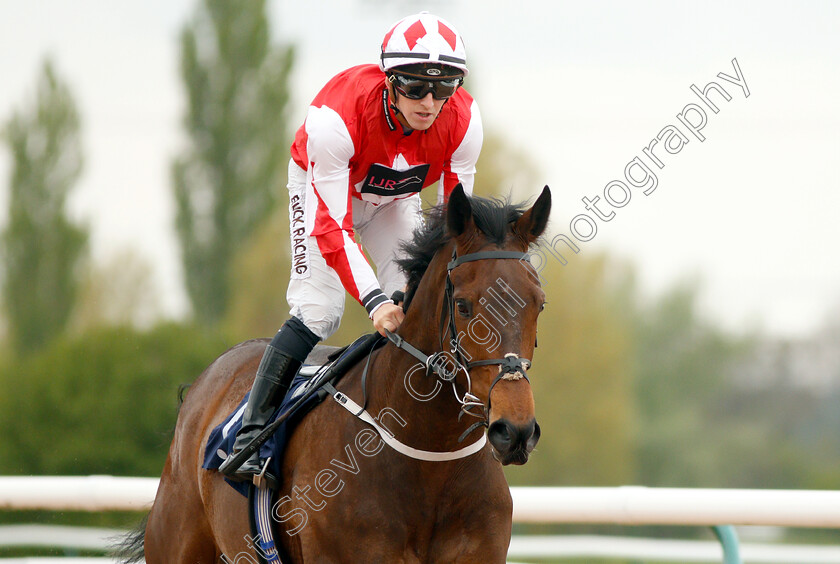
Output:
[392, 90, 447, 131]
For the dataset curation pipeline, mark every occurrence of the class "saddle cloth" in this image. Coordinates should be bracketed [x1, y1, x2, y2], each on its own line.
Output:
[202, 335, 382, 497]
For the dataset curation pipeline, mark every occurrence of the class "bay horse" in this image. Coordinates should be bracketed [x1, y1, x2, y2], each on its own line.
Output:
[120, 184, 551, 563]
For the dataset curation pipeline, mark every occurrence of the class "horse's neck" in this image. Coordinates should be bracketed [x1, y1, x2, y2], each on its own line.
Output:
[365, 264, 480, 454]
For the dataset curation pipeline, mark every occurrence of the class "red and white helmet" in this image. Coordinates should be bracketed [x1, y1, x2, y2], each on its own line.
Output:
[380, 12, 469, 77]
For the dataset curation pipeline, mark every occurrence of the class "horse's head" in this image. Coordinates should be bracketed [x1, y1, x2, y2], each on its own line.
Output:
[441, 185, 551, 465]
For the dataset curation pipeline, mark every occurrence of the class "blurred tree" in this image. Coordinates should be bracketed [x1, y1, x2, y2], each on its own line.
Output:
[71, 248, 163, 331]
[1, 59, 87, 354]
[507, 252, 638, 486]
[223, 206, 290, 341]
[173, 0, 295, 324]
[0, 323, 229, 476]
[696, 313, 840, 491]
[472, 128, 541, 201]
[631, 280, 753, 487]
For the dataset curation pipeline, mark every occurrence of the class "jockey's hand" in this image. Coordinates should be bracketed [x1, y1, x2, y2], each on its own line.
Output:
[372, 302, 405, 337]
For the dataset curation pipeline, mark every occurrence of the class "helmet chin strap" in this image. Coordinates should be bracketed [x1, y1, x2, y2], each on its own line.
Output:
[386, 80, 412, 131]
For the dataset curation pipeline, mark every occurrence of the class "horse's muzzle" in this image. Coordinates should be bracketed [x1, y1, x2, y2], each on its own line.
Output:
[487, 418, 541, 465]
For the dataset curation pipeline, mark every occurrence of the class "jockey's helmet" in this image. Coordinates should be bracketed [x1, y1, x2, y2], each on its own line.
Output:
[380, 12, 468, 80]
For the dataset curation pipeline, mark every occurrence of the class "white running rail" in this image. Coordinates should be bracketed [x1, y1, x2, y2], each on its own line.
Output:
[3, 477, 840, 562]
[3, 477, 840, 528]
[510, 486, 840, 527]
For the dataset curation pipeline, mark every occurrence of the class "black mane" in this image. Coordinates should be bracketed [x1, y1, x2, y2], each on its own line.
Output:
[396, 194, 529, 308]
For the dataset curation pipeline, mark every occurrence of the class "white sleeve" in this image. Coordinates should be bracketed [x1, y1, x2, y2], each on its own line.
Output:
[438, 99, 483, 204]
[305, 105, 385, 308]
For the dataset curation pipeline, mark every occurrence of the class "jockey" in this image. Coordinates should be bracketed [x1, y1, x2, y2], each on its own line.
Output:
[221, 12, 483, 482]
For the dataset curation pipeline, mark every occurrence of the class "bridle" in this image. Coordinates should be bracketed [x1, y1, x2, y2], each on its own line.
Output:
[386, 246, 533, 441]
[224, 246, 539, 471]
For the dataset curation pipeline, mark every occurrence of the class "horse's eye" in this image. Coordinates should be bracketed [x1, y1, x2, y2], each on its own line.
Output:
[455, 299, 471, 318]
[539, 302, 547, 312]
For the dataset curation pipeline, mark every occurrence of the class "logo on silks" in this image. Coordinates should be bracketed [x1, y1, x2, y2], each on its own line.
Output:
[361, 163, 430, 196]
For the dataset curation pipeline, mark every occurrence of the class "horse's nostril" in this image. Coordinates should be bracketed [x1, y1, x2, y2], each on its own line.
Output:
[527, 420, 541, 451]
[489, 418, 540, 455]
[487, 420, 514, 451]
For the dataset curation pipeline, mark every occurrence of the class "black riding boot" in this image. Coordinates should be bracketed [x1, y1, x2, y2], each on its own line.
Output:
[220, 317, 319, 483]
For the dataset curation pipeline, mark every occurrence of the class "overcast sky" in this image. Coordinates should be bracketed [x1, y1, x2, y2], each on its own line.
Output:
[1, 0, 839, 338]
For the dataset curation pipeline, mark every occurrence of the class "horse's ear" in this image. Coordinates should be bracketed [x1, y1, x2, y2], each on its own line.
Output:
[447, 184, 474, 238]
[514, 186, 552, 244]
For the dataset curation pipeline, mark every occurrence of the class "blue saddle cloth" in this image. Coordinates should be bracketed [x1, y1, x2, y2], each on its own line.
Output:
[202, 371, 329, 497]
[202, 334, 384, 497]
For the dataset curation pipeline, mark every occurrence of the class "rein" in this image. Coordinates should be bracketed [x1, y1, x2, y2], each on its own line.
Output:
[386, 248, 533, 444]
[325, 247, 533, 461]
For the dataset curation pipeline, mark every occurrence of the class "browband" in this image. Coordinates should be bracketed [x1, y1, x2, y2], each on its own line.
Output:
[448, 251, 528, 271]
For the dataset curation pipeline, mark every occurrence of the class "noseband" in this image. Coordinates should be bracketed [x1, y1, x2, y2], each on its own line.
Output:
[387, 247, 533, 440]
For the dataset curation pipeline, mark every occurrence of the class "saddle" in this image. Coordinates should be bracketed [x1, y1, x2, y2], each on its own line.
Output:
[201, 333, 386, 497]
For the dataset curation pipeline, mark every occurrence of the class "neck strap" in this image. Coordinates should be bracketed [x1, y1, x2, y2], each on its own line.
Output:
[322, 381, 487, 461]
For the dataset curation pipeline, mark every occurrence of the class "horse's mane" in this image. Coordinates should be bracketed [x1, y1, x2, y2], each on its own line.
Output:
[396, 194, 529, 309]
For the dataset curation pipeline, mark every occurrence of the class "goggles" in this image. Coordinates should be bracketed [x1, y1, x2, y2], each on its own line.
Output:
[390, 73, 463, 100]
